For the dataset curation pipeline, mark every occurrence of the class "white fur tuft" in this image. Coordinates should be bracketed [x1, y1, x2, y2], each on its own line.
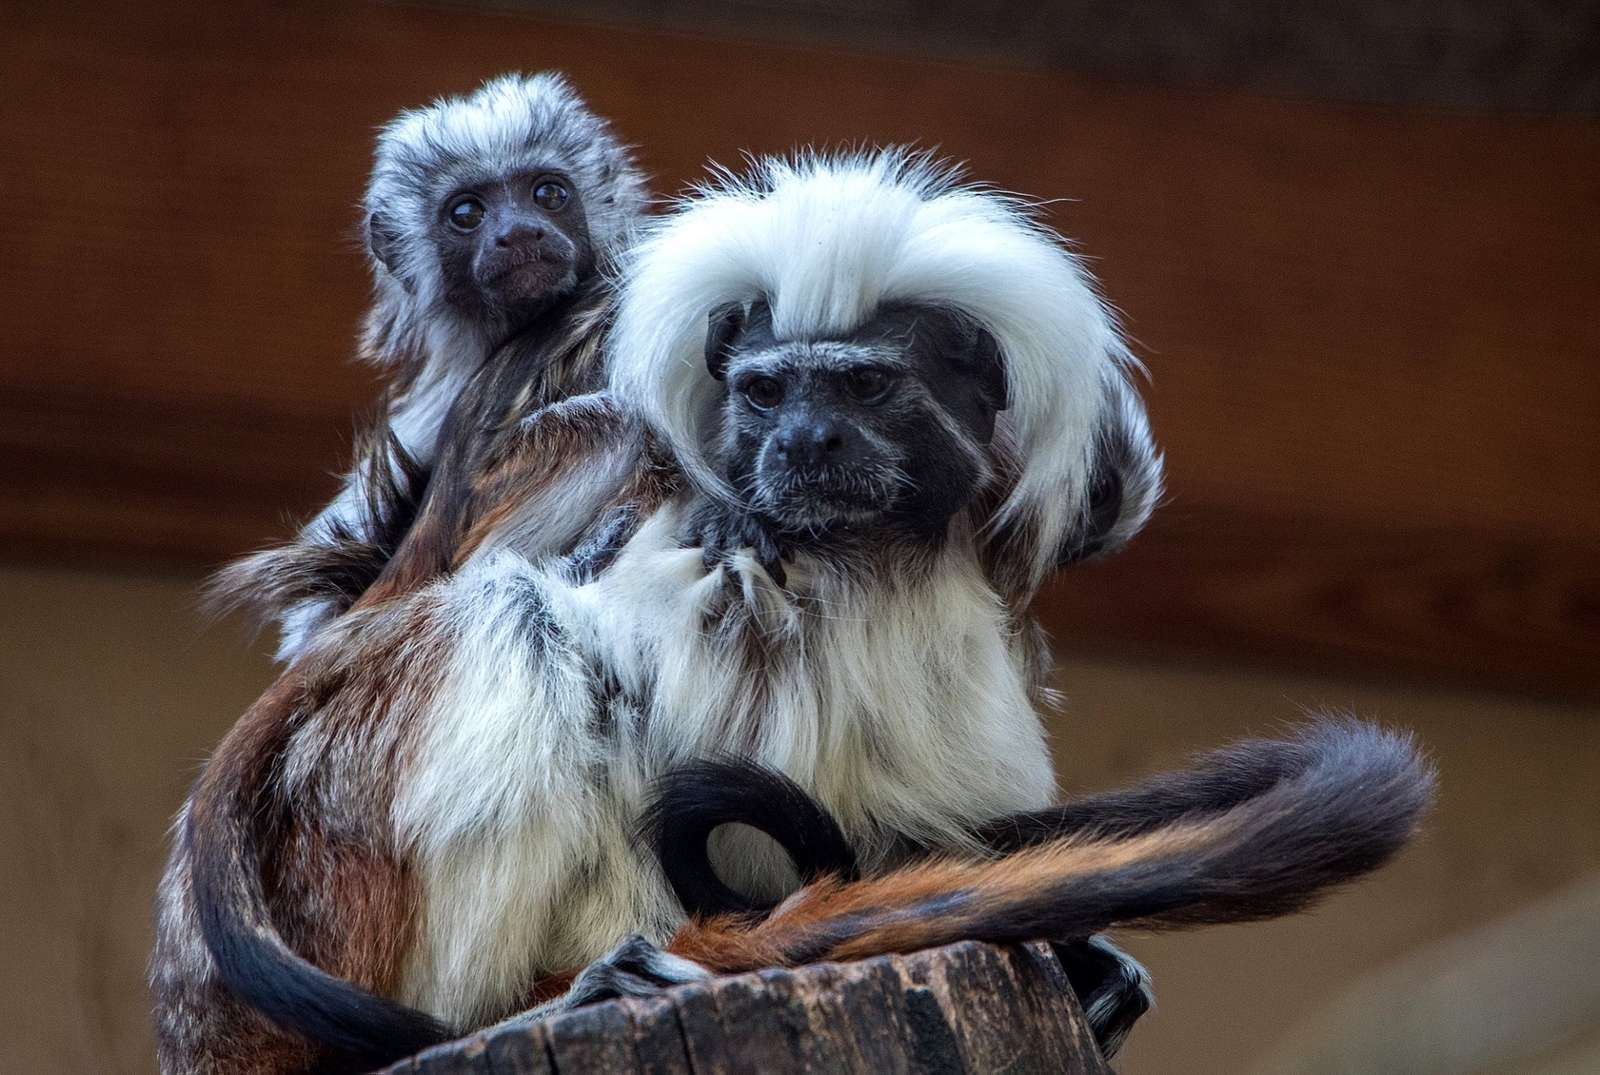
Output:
[607, 149, 1135, 588]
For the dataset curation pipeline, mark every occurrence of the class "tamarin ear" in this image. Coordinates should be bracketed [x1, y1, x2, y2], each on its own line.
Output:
[1058, 376, 1163, 567]
[974, 326, 1009, 412]
[367, 212, 408, 283]
[1070, 470, 1125, 562]
[704, 304, 745, 381]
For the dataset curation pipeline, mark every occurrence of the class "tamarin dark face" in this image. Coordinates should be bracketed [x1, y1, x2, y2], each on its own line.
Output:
[706, 302, 1009, 543]
[370, 168, 595, 322]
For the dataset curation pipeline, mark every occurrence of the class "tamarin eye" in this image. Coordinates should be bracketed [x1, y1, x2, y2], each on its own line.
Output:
[534, 180, 570, 211]
[845, 367, 891, 403]
[448, 196, 486, 231]
[742, 376, 785, 411]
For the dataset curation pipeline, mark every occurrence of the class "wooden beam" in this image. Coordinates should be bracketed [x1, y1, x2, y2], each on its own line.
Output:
[4, 2, 1597, 697]
[382, 941, 1110, 1073]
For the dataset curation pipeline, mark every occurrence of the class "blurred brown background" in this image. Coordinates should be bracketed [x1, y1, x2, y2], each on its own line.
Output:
[3, 2, 1597, 1072]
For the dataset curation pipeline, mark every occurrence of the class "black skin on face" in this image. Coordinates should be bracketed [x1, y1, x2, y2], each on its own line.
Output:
[369, 169, 595, 323]
[695, 303, 1008, 583]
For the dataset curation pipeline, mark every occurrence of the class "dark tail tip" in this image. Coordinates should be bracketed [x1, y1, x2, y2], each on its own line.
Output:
[1281, 714, 1437, 872]
[642, 757, 860, 918]
[922, 717, 1436, 951]
[188, 805, 452, 1068]
[202, 914, 452, 1069]
[1131, 715, 1438, 930]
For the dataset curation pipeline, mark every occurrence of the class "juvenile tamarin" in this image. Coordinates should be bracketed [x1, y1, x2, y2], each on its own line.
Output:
[209, 71, 646, 661]
[156, 151, 1163, 1073]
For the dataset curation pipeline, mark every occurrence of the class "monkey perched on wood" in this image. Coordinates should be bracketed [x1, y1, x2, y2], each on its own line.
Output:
[155, 151, 1166, 1073]
[209, 72, 646, 661]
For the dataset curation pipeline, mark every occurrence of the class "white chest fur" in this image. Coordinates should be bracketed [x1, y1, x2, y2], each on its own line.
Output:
[589, 509, 1057, 850]
[392, 504, 1056, 1024]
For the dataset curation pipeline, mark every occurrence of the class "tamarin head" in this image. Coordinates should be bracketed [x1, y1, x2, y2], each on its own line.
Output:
[610, 149, 1160, 585]
[705, 299, 1009, 544]
[361, 72, 647, 371]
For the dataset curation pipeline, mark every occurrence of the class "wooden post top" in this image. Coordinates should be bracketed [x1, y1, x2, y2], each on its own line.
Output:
[382, 941, 1111, 1074]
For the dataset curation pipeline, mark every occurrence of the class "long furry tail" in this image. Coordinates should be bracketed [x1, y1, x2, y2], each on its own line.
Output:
[660, 718, 1435, 972]
[186, 678, 451, 1068]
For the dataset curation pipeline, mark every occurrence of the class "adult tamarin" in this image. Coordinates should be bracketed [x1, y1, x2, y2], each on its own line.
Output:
[208, 72, 646, 661]
[154, 151, 1162, 1073]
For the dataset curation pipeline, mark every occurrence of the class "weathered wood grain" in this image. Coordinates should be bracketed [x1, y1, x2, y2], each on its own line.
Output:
[482, 1019, 557, 1075]
[377, 942, 1109, 1074]
[4, 1, 1596, 697]
[618, 995, 697, 1075]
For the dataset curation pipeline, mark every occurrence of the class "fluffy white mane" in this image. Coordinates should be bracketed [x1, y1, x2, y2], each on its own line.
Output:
[607, 149, 1136, 587]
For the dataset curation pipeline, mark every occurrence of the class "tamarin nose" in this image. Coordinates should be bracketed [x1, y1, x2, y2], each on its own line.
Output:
[777, 421, 847, 468]
[495, 220, 547, 248]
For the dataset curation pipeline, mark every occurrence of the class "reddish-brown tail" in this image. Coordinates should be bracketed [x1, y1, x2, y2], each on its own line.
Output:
[661, 718, 1435, 973]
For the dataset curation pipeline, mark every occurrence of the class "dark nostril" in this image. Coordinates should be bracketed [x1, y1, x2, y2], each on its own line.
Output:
[495, 225, 545, 249]
[777, 425, 843, 466]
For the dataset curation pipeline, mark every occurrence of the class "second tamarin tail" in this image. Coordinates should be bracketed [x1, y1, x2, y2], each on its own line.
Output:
[644, 716, 1435, 972]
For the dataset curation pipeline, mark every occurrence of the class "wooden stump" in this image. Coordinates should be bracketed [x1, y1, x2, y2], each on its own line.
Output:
[382, 941, 1111, 1074]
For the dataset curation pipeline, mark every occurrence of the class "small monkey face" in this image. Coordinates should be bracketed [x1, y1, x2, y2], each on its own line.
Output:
[710, 304, 1009, 539]
[730, 350, 908, 528]
[438, 170, 593, 314]
[368, 168, 596, 320]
